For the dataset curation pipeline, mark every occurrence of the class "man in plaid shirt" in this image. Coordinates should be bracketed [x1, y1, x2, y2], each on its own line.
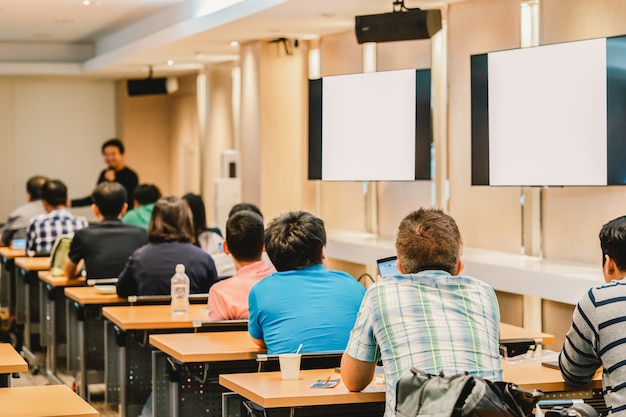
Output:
[341, 208, 502, 417]
[26, 179, 88, 255]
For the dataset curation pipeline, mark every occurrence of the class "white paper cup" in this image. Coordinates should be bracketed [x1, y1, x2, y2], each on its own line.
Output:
[279, 353, 302, 380]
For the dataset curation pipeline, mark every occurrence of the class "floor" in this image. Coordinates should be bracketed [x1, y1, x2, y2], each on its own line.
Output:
[10, 353, 119, 417]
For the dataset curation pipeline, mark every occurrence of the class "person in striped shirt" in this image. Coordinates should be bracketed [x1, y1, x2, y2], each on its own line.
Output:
[341, 208, 502, 417]
[560, 215, 626, 415]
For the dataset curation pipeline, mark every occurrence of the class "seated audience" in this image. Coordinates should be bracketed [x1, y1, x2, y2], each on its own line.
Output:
[1, 175, 48, 246]
[212, 202, 266, 278]
[559, 215, 626, 413]
[182, 193, 222, 254]
[207, 210, 275, 321]
[26, 179, 88, 255]
[248, 210, 365, 354]
[64, 182, 148, 279]
[116, 196, 219, 297]
[121, 184, 161, 229]
[341, 208, 502, 417]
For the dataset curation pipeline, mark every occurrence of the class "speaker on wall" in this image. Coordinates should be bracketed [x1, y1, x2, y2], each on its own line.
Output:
[355, 9, 442, 44]
[127, 77, 178, 96]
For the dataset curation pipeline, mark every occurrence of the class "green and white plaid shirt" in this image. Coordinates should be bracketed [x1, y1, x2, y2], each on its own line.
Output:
[345, 270, 503, 416]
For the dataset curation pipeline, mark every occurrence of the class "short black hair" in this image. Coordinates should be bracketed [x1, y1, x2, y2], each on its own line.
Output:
[600, 215, 626, 271]
[26, 175, 48, 200]
[101, 138, 125, 155]
[226, 210, 264, 262]
[41, 179, 68, 207]
[91, 182, 127, 218]
[264, 211, 326, 272]
[228, 203, 263, 220]
[132, 184, 161, 205]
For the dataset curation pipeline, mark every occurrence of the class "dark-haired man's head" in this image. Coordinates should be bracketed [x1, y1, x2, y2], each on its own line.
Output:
[102, 138, 125, 171]
[264, 211, 326, 272]
[395, 208, 463, 276]
[225, 210, 264, 263]
[91, 182, 127, 220]
[26, 175, 48, 201]
[599, 215, 626, 282]
[41, 180, 68, 210]
[132, 184, 161, 207]
[148, 196, 195, 243]
[228, 203, 263, 220]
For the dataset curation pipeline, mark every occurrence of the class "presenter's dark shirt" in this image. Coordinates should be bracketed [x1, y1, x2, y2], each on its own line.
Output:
[116, 241, 218, 297]
[72, 166, 139, 207]
[68, 219, 148, 279]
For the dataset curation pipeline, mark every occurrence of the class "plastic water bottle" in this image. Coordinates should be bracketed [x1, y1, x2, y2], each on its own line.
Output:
[171, 264, 190, 316]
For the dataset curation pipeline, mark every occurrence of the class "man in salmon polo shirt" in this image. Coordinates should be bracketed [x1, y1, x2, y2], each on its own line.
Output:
[207, 210, 275, 321]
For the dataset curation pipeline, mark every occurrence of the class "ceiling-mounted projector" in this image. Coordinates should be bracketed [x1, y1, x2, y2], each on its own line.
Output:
[355, 8, 442, 44]
[127, 75, 178, 97]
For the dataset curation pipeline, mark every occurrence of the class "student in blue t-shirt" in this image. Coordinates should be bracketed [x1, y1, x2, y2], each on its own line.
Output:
[248, 210, 365, 354]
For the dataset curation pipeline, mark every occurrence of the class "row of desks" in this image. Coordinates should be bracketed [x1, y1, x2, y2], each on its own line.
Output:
[0, 246, 603, 417]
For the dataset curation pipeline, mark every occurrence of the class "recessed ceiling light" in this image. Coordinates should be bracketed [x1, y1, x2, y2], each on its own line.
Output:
[230, 41, 239, 47]
[167, 60, 174, 66]
[83, 0, 91, 5]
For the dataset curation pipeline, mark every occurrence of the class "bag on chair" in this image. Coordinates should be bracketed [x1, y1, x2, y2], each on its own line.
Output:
[396, 368, 543, 417]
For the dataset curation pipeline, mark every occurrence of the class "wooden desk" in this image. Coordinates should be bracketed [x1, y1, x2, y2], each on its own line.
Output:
[37, 271, 85, 383]
[0, 342, 28, 387]
[13, 256, 50, 372]
[64, 286, 127, 400]
[102, 303, 246, 417]
[220, 368, 385, 417]
[102, 303, 210, 330]
[220, 361, 603, 417]
[500, 322, 556, 345]
[0, 247, 25, 321]
[149, 332, 264, 417]
[0, 384, 99, 417]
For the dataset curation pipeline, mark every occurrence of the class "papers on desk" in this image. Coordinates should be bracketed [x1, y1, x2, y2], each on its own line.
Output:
[310, 378, 341, 388]
[93, 285, 117, 294]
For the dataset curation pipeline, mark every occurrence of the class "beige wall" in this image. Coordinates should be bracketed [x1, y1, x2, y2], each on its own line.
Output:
[117, 82, 172, 196]
[447, 0, 523, 253]
[0, 78, 116, 221]
[540, 0, 626, 264]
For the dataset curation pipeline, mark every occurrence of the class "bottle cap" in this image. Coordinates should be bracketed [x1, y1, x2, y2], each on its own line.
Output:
[175, 264, 185, 273]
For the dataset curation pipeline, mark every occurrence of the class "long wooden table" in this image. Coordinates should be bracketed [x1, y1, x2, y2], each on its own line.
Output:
[64, 286, 127, 400]
[0, 247, 25, 315]
[37, 270, 85, 383]
[149, 331, 264, 417]
[102, 303, 245, 417]
[13, 256, 50, 372]
[0, 384, 99, 417]
[219, 361, 603, 417]
[0, 342, 28, 387]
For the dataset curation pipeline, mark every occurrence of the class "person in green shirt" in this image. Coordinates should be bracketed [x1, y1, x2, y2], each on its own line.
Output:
[121, 184, 161, 229]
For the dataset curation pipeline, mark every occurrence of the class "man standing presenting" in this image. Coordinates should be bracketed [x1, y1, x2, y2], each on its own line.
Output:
[64, 182, 148, 279]
[72, 138, 138, 207]
[341, 208, 502, 417]
[560, 215, 626, 415]
[1, 175, 48, 246]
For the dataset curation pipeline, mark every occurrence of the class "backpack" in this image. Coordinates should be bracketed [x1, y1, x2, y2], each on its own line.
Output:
[395, 368, 543, 417]
[50, 233, 74, 276]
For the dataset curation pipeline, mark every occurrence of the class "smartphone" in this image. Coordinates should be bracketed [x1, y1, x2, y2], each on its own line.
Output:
[377, 256, 400, 278]
[541, 360, 560, 370]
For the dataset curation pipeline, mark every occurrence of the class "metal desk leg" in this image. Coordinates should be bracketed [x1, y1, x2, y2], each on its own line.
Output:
[152, 350, 177, 417]
[21, 269, 39, 371]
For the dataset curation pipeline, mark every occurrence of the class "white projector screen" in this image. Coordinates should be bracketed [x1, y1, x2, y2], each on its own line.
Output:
[308, 69, 432, 181]
[471, 35, 626, 186]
